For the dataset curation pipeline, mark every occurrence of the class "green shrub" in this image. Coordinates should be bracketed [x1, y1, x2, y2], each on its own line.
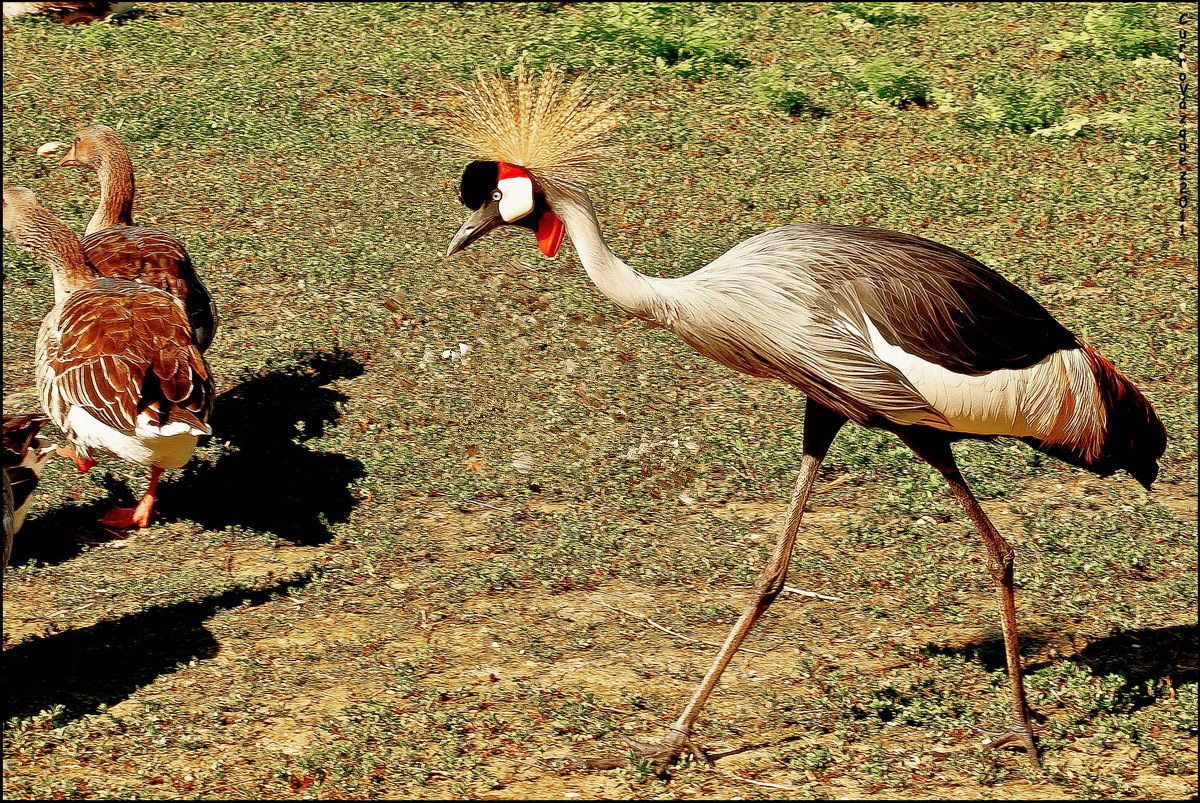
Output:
[859, 58, 931, 107]
[1117, 101, 1175, 142]
[1032, 105, 1173, 142]
[753, 69, 829, 118]
[572, 3, 749, 80]
[831, 2, 922, 27]
[1044, 5, 1173, 60]
[958, 77, 1064, 133]
[1169, 684, 1199, 736]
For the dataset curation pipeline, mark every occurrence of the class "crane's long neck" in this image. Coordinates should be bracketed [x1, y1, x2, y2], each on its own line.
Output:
[88, 148, 135, 235]
[545, 184, 666, 321]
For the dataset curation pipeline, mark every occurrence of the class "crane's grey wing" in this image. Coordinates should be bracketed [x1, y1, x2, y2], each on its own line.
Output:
[763, 225, 1079, 375]
[664, 271, 949, 428]
[680, 225, 1105, 446]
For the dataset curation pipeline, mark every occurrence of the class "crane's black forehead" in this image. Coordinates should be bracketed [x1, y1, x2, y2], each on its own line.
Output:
[459, 160, 499, 209]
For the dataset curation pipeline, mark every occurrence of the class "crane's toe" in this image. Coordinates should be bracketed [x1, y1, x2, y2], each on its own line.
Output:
[981, 726, 1042, 770]
[582, 731, 711, 777]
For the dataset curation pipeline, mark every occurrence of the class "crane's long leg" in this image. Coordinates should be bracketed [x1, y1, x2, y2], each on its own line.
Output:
[898, 430, 1041, 770]
[636, 401, 845, 775]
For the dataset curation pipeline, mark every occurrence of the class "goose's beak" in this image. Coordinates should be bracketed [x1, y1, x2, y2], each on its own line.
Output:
[446, 204, 504, 258]
[57, 143, 84, 168]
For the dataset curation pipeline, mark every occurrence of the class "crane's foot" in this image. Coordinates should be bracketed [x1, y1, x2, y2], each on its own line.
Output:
[98, 496, 155, 529]
[980, 724, 1041, 770]
[583, 730, 712, 777]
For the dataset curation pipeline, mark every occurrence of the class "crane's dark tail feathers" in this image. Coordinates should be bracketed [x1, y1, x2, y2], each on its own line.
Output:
[1024, 346, 1167, 489]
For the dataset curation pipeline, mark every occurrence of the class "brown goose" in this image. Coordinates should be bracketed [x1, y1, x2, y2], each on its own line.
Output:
[3, 413, 55, 569]
[40, 126, 218, 352]
[3, 186, 214, 529]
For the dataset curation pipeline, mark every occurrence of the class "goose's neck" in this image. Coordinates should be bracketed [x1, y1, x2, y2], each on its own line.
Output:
[18, 219, 96, 303]
[88, 150, 135, 235]
[546, 185, 663, 320]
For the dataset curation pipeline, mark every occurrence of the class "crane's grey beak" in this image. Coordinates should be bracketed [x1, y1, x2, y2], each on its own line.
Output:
[446, 204, 504, 258]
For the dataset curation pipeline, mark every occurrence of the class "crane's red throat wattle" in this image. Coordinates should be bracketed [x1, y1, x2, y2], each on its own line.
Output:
[537, 209, 564, 257]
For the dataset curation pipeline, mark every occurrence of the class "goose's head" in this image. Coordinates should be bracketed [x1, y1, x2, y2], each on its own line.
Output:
[53, 125, 124, 170]
[446, 161, 565, 259]
[2, 186, 39, 236]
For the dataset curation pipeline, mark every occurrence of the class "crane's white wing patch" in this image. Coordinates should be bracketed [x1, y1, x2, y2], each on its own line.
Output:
[863, 316, 1104, 454]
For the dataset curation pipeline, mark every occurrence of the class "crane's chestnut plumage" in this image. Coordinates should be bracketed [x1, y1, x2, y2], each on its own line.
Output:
[437, 65, 1167, 775]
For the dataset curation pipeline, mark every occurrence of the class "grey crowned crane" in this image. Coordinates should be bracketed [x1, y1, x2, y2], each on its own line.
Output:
[439, 65, 1166, 774]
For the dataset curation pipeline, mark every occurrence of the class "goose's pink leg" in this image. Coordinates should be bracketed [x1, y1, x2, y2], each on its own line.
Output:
[99, 467, 162, 529]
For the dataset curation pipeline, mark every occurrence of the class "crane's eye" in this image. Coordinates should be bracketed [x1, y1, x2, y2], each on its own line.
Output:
[491, 190, 502, 202]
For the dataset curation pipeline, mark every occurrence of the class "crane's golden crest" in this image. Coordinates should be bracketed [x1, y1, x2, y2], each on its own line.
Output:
[437, 60, 620, 186]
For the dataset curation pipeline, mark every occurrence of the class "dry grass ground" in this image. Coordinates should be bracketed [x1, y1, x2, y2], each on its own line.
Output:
[3, 3, 1197, 799]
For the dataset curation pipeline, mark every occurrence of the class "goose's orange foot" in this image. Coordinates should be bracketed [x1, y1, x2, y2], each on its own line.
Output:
[98, 498, 154, 529]
[56, 445, 97, 473]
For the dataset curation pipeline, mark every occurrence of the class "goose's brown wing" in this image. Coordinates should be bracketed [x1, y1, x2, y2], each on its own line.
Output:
[46, 278, 213, 435]
[82, 226, 218, 352]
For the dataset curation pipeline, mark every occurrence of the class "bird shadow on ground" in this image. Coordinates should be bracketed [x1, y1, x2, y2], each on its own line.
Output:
[9, 348, 367, 566]
[1, 573, 314, 725]
[157, 347, 368, 545]
[7, 476, 134, 568]
[920, 630, 1060, 673]
[923, 623, 1197, 709]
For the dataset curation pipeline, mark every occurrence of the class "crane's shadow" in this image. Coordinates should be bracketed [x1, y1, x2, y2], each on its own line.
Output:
[2, 574, 314, 724]
[922, 623, 1197, 711]
[10, 348, 366, 565]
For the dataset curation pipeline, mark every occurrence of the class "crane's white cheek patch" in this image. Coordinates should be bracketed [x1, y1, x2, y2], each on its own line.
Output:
[497, 176, 534, 222]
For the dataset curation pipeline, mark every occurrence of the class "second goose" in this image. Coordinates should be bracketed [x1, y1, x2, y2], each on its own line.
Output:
[41, 125, 218, 352]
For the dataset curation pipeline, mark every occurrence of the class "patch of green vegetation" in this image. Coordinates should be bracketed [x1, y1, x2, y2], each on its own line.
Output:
[1022, 496, 1191, 579]
[958, 75, 1065, 134]
[1167, 682, 1199, 737]
[753, 68, 830, 118]
[830, 2, 923, 28]
[857, 57, 932, 107]
[1032, 103, 1175, 143]
[284, 696, 499, 797]
[1044, 5, 1174, 60]
[568, 3, 750, 79]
